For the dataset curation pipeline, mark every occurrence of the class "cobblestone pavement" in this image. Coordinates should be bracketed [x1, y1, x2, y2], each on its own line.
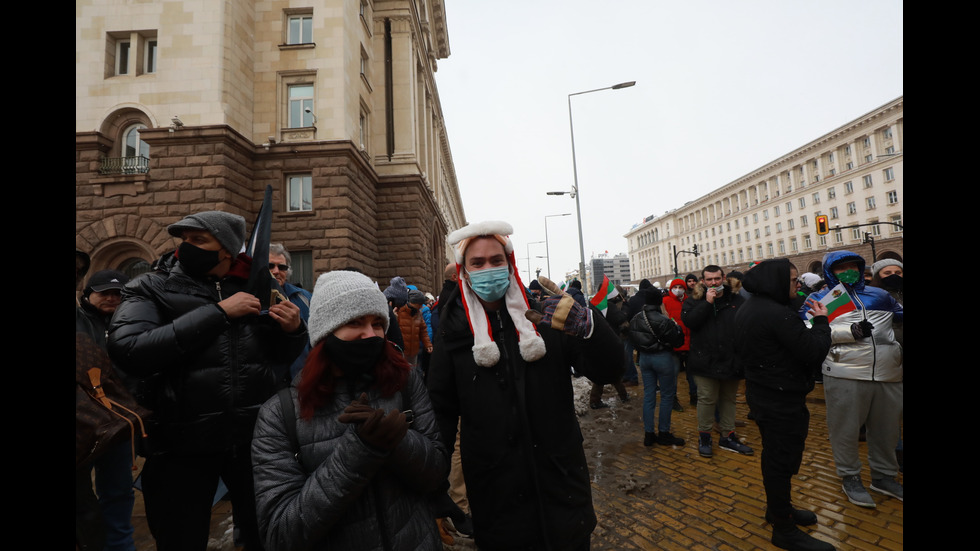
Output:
[132, 374, 903, 550]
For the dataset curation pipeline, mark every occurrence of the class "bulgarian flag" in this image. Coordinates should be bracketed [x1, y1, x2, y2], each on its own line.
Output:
[589, 274, 618, 316]
[806, 282, 857, 322]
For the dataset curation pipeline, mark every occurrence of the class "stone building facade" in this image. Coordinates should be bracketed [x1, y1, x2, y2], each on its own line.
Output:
[625, 97, 903, 285]
[76, 0, 465, 294]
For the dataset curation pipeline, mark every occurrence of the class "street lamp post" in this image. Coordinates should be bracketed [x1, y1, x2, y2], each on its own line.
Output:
[544, 213, 571, 279]
[557, 80, 635, 295]
[526, 241, 546, 282]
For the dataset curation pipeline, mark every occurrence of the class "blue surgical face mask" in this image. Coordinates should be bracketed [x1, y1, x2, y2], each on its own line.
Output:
[467, 265, 511, 302]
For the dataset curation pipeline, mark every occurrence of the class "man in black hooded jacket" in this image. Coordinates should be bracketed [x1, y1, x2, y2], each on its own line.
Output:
[735, 258, 833, 551]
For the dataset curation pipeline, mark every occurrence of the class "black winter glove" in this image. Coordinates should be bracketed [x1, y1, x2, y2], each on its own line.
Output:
[850, 320, 874, 339]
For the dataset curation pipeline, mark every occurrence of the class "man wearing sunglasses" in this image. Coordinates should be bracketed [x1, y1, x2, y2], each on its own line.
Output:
[269, 243, 313, 381]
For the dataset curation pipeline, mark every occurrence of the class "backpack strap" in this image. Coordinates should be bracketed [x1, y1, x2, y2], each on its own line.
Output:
[277, 387, 304, 472]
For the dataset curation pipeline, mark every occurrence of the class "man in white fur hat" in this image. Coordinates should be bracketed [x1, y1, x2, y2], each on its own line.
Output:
[427, 220, 623, 551]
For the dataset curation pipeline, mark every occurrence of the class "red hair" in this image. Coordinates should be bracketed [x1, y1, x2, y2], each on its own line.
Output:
[296, 340, 411, 420]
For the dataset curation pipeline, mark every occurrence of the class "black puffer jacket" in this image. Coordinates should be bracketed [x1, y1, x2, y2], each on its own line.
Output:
[252, 368, 446, 551]
[628, 305, 684, 353]
[427, 284, 623, 551]
[734, 259, 831, 394]
[681, 283, 745, 380]
[107, 257, 308, 455]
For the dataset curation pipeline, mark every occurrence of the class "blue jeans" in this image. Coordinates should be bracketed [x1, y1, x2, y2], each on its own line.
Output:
[623, 340, 638, 383]
[639, 350, 679, 434]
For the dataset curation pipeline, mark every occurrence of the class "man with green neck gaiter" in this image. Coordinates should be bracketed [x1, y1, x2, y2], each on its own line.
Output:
[799, 250, 904, 512]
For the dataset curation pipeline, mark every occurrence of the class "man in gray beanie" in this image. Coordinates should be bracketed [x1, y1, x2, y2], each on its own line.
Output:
[108, 209, 308, 551]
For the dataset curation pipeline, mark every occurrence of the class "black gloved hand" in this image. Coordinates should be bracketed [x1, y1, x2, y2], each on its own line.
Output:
[850, 320, 874, 339]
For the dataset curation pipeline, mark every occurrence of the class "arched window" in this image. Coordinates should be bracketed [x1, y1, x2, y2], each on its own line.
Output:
[116, 123, 149, 174]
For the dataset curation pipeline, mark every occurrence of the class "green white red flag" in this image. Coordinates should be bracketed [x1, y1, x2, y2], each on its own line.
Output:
[806, 282, 856, 322]
[589, 274, 618, 316]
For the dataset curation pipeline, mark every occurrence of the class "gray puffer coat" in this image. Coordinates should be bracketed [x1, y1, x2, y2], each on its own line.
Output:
[251, 367, 448, 551]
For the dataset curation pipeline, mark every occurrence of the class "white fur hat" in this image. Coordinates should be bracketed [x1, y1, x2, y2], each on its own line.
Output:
[448, 221, 546, 367]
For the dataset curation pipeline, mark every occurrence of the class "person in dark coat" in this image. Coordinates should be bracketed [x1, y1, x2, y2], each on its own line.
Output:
[681, 265, 753, 458]
[735, 258, 833, 551]
[621, 279, 655, 386]
[427, 220, 623, 551]
[251, 270, 448, 551]
[588, 293, 631, 409]
[108, 211, 308, 551]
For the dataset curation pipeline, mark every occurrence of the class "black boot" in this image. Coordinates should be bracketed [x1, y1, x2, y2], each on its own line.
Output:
[771, 523, 835, 551]
[766, 507, 818, 526]
[643, 432, 656, 446]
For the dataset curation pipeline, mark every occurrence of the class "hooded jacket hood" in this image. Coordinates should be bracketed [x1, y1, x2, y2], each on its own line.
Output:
[742, 258, 792, 305]
[821, 250, 866, 290]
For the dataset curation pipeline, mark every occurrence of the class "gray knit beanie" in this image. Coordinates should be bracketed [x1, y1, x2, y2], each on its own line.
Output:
[870, 259, 903, 277]
[167, 211, 247, 256]
[308, 271, 390, 346]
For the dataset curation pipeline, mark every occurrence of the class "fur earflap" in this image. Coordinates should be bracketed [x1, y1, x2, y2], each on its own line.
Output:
[449, 221, 546, 367]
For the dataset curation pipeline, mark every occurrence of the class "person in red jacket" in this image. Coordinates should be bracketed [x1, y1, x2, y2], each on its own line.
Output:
[663, 278, 695, 406]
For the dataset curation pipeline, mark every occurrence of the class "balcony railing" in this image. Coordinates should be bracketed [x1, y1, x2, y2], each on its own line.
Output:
[99, 156, 150, 175]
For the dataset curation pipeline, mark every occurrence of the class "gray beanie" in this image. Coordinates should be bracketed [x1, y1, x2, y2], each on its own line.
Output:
[167, 211, 247, 256]
[870, 259, 903, 276]
[308, 271, 390, 346]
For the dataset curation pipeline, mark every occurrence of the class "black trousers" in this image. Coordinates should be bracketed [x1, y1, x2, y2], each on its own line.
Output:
[141, 443, 263, 551]
[746, 383, 810, 520]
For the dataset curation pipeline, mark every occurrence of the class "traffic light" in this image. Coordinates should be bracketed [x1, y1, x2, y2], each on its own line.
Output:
[815, 215, 830, 235]
[692, 244, 699, 256]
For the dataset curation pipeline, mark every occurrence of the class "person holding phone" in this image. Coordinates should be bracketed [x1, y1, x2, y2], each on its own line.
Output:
[108, 210, 308, 551]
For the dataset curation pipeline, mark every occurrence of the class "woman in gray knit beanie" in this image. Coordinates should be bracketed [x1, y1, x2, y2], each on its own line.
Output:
[251, 270, 449, 551]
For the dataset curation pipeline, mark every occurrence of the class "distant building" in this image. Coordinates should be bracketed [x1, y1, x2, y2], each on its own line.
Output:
[76, 0, 465, 293]
[589, 253, 631, 293]
[625, 96, 903, 283]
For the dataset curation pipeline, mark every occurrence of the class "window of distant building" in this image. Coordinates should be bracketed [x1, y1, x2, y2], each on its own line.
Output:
[883, 167, 894, 182]
[827, 187, 836, 200]
[887, 190, 898, 204]
[844, 181, 854, 194]
[866, 197, 876, 210]
[286, 174, 313, 212]
[830, 207, 839, 220]
[847, 202, 857, 215]
[863, 175, 873, 188]
[116, 39, 131, 75]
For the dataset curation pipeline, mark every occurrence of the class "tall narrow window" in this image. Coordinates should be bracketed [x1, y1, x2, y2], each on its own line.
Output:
[116, 40, 131, 75]
[145, 40, 158, 73]
[287, 174, 313, 212]
[288, 84, 314, 128]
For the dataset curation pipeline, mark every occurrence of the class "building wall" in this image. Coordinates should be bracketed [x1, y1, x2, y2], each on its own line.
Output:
[625, 97, 903, 286]
[76, 0, 464, 295]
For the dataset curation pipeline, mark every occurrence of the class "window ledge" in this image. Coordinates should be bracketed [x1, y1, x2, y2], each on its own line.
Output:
[279, 43, 316, 51]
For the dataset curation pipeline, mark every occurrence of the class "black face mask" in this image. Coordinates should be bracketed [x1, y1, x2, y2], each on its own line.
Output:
[880, 274, 903, 291]
[324, 334, 386, 385]
[177, 242, 223, 277]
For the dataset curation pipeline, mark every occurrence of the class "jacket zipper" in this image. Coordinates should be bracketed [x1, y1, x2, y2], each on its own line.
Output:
[848, 287, 877, 381]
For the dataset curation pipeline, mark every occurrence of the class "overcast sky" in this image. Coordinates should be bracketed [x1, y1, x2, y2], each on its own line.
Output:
[433, 1, 903, 286]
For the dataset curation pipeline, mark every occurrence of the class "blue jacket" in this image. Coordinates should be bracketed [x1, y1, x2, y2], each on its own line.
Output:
[799, 250, 903, 382]
[285, 283, 313, 379]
